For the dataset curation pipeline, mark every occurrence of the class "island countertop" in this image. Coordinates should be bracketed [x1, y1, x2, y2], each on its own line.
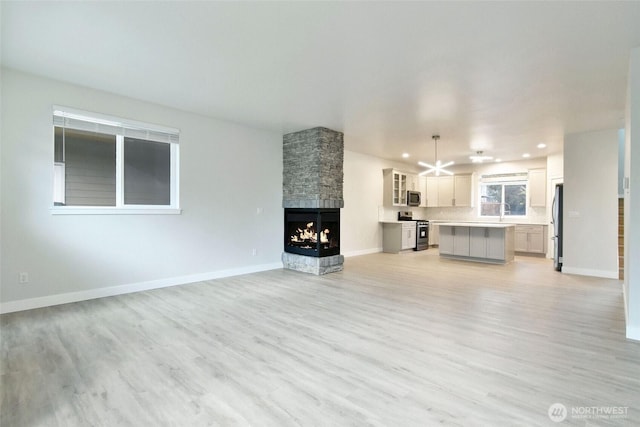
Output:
[437, 222, 516, 229]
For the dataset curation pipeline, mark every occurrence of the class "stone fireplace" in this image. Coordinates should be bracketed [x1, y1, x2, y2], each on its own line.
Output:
[282, 127, 344, 275]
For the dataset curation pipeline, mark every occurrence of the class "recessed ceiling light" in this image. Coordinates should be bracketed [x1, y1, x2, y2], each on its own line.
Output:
[402, 153, 410, 158]
[537, 143, 547, 149]
[522, 153, 530, 158]
[495, 158, 502, 163]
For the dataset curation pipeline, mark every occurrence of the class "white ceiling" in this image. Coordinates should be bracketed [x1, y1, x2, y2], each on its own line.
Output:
[3, 1, 640, 167]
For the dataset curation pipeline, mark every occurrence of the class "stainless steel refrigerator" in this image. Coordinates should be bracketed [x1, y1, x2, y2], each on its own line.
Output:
[552, 184, 563, 271]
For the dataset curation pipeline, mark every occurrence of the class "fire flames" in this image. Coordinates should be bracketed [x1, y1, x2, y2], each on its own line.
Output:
[290, 222, 330, 244]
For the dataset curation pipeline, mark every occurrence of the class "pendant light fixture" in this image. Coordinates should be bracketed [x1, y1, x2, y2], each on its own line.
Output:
[470, 151, 493, 163]
[418, 135, 454, 176]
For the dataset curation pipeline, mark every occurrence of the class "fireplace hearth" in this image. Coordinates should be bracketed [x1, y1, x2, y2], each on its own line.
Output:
[285, 209, 340, 258]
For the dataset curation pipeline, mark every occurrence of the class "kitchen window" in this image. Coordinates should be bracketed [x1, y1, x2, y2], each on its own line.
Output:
[52, 107, 180, 214]
[479, 180, 527, 218]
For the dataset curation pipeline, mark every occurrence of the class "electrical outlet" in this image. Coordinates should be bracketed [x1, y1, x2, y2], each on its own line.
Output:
[256, 207, 263, 215]
[252, 248, 257, 256]
[19, 272, 29, 284]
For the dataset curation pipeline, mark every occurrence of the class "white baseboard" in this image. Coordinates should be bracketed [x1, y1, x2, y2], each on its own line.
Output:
[342, 248, 382, 258]
[562, 267, 619, 279]
[0, 262, 283, 314]
[627, 326, 640, 342]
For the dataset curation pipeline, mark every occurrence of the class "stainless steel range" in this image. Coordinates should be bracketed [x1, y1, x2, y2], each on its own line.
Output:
[415, 220, 429, 251]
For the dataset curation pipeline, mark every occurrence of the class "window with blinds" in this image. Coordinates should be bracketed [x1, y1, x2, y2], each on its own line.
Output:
[479, 173, 527, 218]
[52, 107, 180, 213]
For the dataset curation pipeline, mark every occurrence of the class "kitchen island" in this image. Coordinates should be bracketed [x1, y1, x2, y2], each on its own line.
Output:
[438, 222, 515, 264]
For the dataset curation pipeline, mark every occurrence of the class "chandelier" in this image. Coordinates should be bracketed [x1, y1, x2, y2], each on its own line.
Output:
[418, 135, 454, 176]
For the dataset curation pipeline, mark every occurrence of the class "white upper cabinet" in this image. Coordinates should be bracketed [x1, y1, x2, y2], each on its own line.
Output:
[437, 176, 455, 207]
[419, 176, 428, 207]
[434, 174, 472, 207]
[453, 174, 473, 207]
[528, 168, 546, 207]
[383, 169, 473, 208]
[383, 169, 423, 206]
[406, 173, 419, 192]
[383, 168, 408, 206]
[425, 176, 439, 207]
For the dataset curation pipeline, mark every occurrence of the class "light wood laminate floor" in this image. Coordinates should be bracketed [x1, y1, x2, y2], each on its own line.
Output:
[2, 251, 639, 426]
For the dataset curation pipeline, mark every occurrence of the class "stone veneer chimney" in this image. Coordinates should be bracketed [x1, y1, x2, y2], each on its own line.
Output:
[282, 127, 344, 274]
[283, 127, 345, 209]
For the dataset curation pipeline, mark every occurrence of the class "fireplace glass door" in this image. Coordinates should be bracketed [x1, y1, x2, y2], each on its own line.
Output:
[284, 209, 340, 257]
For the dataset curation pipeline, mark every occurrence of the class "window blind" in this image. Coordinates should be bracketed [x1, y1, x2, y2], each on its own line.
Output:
[53, 108, 179, 144]
[480, 172, 527, 183]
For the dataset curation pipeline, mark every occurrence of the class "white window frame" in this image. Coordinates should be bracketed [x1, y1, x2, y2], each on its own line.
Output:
[51, 106, 181, 215]
[478, 179, 528, 219]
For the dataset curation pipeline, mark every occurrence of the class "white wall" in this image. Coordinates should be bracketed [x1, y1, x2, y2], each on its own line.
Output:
[341, 150, 414, 256]
[563, 129, 619, 279]
[0, 69, 283, 312]
[624, 47, 640, 341]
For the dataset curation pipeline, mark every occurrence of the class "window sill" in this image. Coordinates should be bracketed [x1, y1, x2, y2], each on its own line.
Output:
[50, 207, 182, 215]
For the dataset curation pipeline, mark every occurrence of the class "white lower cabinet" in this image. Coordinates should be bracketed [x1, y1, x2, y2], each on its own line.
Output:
[470, 228, 506, 259]
[453, 227, 470, 256]
[514, 225, 546, 254]
[439, 226, 469, 256]
[487, 229, 507, 260]
[469, 228, 488, 258]
[382, 222, 416, 253]
[429, 224, 439, 246]
[438, 226, 453, 254]
[402, 223, 417, 250]
[439, 224, 515, 263]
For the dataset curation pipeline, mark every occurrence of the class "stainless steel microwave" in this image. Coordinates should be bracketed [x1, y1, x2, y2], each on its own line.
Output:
[407, 190, 421, 206]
